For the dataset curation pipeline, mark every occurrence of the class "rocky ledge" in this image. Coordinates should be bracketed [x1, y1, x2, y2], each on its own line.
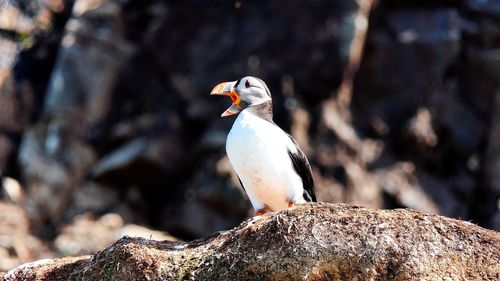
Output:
[2, 203, 499, 280]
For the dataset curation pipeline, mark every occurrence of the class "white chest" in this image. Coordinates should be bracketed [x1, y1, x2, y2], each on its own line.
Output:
[225, 110, 303, 211]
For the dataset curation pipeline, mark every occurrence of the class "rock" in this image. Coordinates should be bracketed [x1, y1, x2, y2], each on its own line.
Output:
[2, 257, 88, 281]
[374, 162, 439, 214]
[313, 110, 384, 209]
[417, 170, 476, 220]
[494, 200, 500, 231]
[61, 181, 120, 220]
[430, 86, 485, 158]
[116, 224, 177, 242]
[462, 18, 500, 210]
[321, 99, 383, 164]
[401, 107, 438, 153]
[353, 8, 461, 135]
[0, 136, 14, 176]
[311, 170, 344, 204]
[4, 203, 500, 280]
[0, 17, 71, 184]
[54, 212, 175, 257]
[465, 0, 500, 20]
[0, 60, 21, 176]
[39, 0, 135, 133]
[161, 155, 250, 239]
[54, 213, 124, 256]
[18, 127, 95, 221]
[1, 1, 500, 274]
[460, 45, 499, 119]
[486, 92, 500, 194]
[289, 104, 312, 155]
[91, 135, 182, 186]
[0, 69, 17, 131]
[484, 68, 500, 229]
[343, 161, 383, 209]
[0, 202, 51, 272]
[148, 0, 360, 111]
[0, 4, 34, 35]
[18, 0, 134, 222]
[0, 177, 25, 204]
[44, 0, 134, 125]
[0, 38, 19, 71]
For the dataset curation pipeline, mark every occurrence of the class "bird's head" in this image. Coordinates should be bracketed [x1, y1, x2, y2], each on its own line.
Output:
[210, 76, 272, 117]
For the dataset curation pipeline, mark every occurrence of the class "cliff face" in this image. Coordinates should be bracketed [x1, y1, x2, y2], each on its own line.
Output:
[0, 0, 499, 273]
[3, 204, 500, 280]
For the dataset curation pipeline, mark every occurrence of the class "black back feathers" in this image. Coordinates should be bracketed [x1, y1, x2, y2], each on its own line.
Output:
[287, 136, 316, 202]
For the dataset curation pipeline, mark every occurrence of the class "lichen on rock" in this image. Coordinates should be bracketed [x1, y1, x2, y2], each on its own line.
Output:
[4, 203, 500, 280]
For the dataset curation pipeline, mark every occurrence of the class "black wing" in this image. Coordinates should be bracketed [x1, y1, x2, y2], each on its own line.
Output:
[287, 136, 316, 202]
[237, 176, 246, 192]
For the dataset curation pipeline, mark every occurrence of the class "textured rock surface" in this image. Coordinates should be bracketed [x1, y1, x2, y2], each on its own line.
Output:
[17, 0, 133, 223]
[0, 202, 52, 272]
[3, 203, 500, 280]
[54, 213, 176, 257]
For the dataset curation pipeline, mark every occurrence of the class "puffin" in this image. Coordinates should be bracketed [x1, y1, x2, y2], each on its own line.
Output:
[211, 76, 316, 216]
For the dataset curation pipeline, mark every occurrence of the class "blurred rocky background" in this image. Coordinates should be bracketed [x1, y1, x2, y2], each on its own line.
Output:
[0, 0, 498, 272]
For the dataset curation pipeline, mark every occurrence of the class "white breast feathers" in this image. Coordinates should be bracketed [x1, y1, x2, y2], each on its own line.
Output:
[226, 110, 304, 212]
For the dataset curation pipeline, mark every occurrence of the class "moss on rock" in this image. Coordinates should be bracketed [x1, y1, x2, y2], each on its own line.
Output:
[4, 203, 500, 280]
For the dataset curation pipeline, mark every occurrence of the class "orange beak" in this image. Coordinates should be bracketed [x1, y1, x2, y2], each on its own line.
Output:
[210, 81, 242, 117]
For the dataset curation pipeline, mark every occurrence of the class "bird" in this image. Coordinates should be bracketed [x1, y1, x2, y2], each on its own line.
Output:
[211, 76, 316, 216]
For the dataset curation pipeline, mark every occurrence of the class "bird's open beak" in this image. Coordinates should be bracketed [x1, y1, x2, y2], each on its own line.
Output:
[210, 81, 242, 117]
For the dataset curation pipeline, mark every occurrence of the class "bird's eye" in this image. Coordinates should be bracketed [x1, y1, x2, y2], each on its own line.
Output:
[245, 80, 251, 88]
